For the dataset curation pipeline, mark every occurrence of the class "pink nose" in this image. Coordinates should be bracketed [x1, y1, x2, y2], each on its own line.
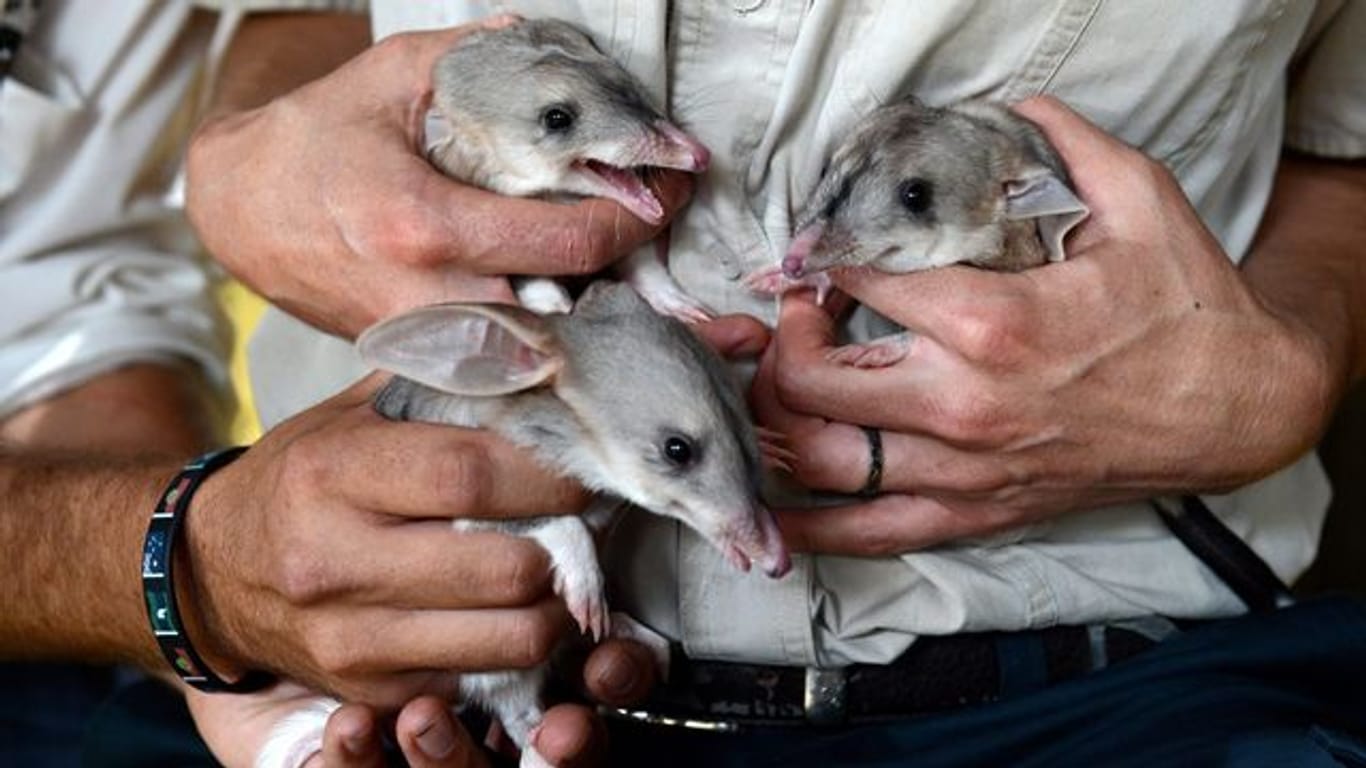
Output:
[687, 142, 711, 172]
[655, 121, 711, 172]
[782, 254, 805, 278]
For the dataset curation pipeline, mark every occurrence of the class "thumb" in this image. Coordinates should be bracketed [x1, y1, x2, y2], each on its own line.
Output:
[693, 313, 772, 359]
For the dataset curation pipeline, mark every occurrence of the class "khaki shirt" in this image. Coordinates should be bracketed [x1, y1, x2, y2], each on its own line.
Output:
[0, 1, 231, 417]
[252, 1, 1364, 666]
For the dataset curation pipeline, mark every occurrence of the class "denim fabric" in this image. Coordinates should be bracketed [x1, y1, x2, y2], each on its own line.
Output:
[0, 663, 115, 768]
[603, 598, 1366, 767]
[36, 598, 1366, 767]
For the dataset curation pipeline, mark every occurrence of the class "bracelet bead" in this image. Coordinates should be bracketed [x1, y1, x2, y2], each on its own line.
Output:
[141, 446, 273, 693]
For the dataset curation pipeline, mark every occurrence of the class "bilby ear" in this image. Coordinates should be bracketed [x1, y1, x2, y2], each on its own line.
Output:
[357, 303, 562, 396]
[1004, 167, 1090, 262]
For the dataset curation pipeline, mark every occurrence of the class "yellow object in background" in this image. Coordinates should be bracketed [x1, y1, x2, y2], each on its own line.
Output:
[215, 279, 267, 444]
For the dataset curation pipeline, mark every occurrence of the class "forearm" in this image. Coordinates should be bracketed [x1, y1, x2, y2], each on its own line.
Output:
[1242, 155, 1366, 405]
[205, 12, 371, 122]
[0, 451, 179, 668]
[0, 364, 216, 667]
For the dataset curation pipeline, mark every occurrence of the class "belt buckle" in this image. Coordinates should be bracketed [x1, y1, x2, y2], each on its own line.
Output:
[600, 706, 742, 733]
[804, 667, 847, 726]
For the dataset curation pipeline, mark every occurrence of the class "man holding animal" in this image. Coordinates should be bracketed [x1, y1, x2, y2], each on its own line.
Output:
[3, 0, 1364, 765]
[176, 1, 1366, 765]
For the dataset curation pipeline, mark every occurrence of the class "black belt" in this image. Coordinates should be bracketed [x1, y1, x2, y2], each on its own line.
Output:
[602, 623, 1164, 731]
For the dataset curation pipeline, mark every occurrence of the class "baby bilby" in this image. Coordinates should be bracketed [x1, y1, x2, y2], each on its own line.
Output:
[428, 17, 713, 321]
[256, 282, 790, 768]
[747, 97, 1089, 367]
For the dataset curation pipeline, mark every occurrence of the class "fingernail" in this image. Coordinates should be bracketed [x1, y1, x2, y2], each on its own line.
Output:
[596, 659, 640, 699]
[415, 718, 456, 759]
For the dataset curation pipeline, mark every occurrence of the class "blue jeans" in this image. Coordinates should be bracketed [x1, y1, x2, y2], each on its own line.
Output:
[0, 663, 115, 767]
[57, 597, 1366, 767]
[604, 597, 1366, 767]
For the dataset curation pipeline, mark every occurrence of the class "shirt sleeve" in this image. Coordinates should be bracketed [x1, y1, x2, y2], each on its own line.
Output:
[1285, 0, 1366, 158]
[0, 3, 230, 419]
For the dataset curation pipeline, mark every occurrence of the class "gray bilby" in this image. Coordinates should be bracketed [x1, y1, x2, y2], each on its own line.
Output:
[746, 97, 1089, 367]
[256, 282, 790, 768]
[428, 17, 714, 322]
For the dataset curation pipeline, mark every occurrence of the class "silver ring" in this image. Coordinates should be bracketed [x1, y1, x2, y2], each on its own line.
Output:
[858, 426, 883, 497]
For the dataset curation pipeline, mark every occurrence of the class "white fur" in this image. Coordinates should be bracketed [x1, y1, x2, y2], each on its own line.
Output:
[617, 243, 712, 323]
[255, 698, 340, 768]
[514, 277, 575, 315]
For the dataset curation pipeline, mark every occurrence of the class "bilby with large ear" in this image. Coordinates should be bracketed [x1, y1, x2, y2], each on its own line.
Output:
[743, 96, 1089, 367]
[357, 303, 561, 397]
[260, 289, 790, 768]
[1004, 165, 1089, 263]
[357, 303, 569, 430]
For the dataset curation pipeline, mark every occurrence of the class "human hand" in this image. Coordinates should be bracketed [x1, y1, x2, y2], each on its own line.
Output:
[187, 681, 605, 768]
[182, 312, 762, 741]
[186, 17, 694, 338]
[754, 96, 1335, 555]
[180, 373, 587, 707]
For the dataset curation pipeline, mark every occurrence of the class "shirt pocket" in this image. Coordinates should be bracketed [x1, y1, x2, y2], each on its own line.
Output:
[1008, 0, 1301, 169]
[0, 54, 86, 202]
[835, 0, 1299, 169]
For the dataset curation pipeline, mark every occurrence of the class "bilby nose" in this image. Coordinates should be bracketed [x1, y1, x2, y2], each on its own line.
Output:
[654, 120, 711, 172]
[738, 504, 790, 579]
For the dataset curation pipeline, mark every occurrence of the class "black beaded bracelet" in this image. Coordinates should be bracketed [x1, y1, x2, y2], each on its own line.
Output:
[141, 446, 273, 693]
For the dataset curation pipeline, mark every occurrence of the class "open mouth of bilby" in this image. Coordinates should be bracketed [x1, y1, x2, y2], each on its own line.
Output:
[573, 159, 665, 225]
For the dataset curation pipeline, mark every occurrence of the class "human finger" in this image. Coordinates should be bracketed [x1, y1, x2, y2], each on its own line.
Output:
[1010, 95, 1150, 209]
[317, 527, 552, 610]
[831, 265, 1044, 356]
[303, 409, 590, 520]
[770, 292, 938, 428]
[582, 638, 660, 706]
[432, 170, 695, 277]
[529, 704, 607, 768]
[776, 494, 1020, 556]
[318, 598, 571, 675]
[320, 704, 385, 768]
[750, 340, 871, 493]
[394, 696, 490, 768]
[692, 313, 771, 359]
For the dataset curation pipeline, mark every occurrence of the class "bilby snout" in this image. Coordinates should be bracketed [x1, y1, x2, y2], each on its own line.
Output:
[784, 224, 826, 278]
[718, 504, 791, 578]
[653, 120, 711, 173]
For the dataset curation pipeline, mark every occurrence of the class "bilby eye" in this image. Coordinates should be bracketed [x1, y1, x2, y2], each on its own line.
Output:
[898, 178, 933, 214]
[662, 435, 696, 468]
[541, 106, 576, 132]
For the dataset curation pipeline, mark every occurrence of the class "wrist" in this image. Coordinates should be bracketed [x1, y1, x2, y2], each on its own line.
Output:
[141, 447, 272, 692]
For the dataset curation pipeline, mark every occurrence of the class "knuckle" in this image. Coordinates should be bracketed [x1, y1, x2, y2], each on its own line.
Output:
[790, 434, 861, 493]
[433, 443, 489, 517]
[363, 200, 444, 267]
[275, 549, 337, 606]
[491, 543, 549, 604]
[306, 621, 362, 678]
[935, 391, 1007, 447]
[952, 305, 1024, 366]
[280, 436, 333, 493]
[772, 360, 823, 412]
[506, 613, 558, 667]
[948, 465, 1015, 497]
[371, 31, 419, 64]
[851, 524, 906, 558]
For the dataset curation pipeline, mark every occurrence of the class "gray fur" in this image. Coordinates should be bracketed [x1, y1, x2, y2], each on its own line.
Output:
[792, 97, 1079, 275]
[429, 18, 699, 202]
[253, 285, 787, 768]
[379, 283, 764, 525]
